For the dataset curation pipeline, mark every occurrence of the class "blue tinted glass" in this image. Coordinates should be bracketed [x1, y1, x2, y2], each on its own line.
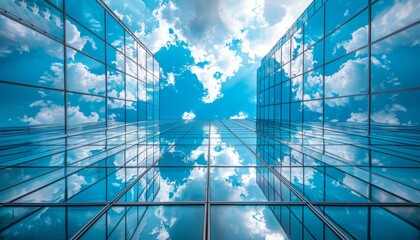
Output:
[106, 12, 124, 51]
[304, 100, 323, 123]
[107, 98, 125, 123]
[325, 0, 367, 34]
[371, 0, 420, 41]
[325, 10, 368, 63]
[138, 46, 147, 69]
[126, 33, 137, 62]
[291, 54, 303, 77]
[291, 76, 303, 101]
[66, 18, 105, 62]
[325, 49, 368, 97]
[126, 101, 137, 122]
[126, 75, 137, 101]
[67, 93, 105, 127]
[67, 48, 105, 96]
[281, 39, 291, 65]
[66, 0, 104, 38]
[371, 24, 420, 92]
[126, 57, 137, 77]
[304, 68, 323, 100]
[291, 27, 303, 59]
[0, 83, 64, 128]
[0, 16, 64, 89]
[371, 90, 420, 126]
[282, 81, 290, 103]
[325, 95, 368, 125]
[304, 39, 323, 72]
[0, 0, 63, 40]
[107, 68, 125, 99]
[106, 44, 124, 71]
[304, 6, 324, 49]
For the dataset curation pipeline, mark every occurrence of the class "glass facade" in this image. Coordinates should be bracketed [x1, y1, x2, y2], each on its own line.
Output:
[257, 0, 420, 239]
[0, 0, 160, 131]
[0, 0, 419, 239]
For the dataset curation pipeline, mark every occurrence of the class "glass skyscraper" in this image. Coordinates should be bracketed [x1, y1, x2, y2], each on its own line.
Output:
[0, 0, 419, 240]
[257, 0, 419, 239]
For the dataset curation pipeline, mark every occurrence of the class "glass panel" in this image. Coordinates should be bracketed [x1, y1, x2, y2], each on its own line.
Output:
[107, 68, 125, 99]
[67, 93, 105, 127]
[304, 5, 324, 49]
[66, 0, 104, 38]
[106, 12, 124, 51]
[0, 83, 64, 128]
[325, 10, 368, 63]
[0, 0, 63, 40]
[66, 18, 105, 61]
[325, 49, 368, 97]
[67, 48, 106, 96]
[0, 16, 64, 89]
[371, 0, 420, 41]
[371, 24, 420, 92]
[325, 0, 367, 34]
[107, 98, 125, 123]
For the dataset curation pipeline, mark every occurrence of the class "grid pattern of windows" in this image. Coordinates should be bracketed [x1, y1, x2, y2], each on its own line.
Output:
[1, 119, 419, 239]
[256, 0, 420, 239]
[257, 0, 419, 134]
[0, 0, 160, 132]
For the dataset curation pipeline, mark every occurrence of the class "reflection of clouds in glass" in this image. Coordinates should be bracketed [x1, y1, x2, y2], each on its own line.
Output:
[151, 206, 178, 240]
[68, 106, 99, 124]
[347, 111, 368, 122]
[325, 57, 367, 104]
[66, 20, 97, 59]
[67, 61, 105, 95]
[334, 26, 368, 56]
[20, 98, 64, 126]
[371, 0, 420, 41]
[212, 206, 286, 239]
[0, 15, 62, 59]
[372, 103, 407, 125]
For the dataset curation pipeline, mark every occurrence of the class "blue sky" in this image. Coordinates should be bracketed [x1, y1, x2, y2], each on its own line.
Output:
[103, 0, 312, 120]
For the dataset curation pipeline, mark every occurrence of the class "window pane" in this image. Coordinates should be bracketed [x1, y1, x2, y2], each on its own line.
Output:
[107, 68, 125, 99]
[67, 48, 106, 96]
[108, 98, 125, 123]
[0, 16, 64, 89]
[67, 93, 105, 127]
[325, 49, 368, 98]
[325, 0, 367, 34]
[0, 83, 64, 128]
[371, 24, 420, 92]
[326, 10, 368, 63]
[0, 0, 64, 40]
[66, 18, 105, 62]
[371, 0, 420, 41]
[66, 0, 104, 38]
[304, 6, 324, 49]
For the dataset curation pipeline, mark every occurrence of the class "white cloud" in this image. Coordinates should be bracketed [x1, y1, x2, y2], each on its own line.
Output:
[230, 111, 248, 119]
[21, 101, 64, 125]
[65, 20, 97, 59]
[165, 72, 176, 87]
[182, 111, 196, 120]
[67, 106, 100, 125]
[66, 62, 105, 95]
[133, 0, 311, 103]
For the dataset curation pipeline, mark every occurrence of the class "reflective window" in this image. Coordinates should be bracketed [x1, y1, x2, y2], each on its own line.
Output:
[304, 68, 323, 100]
[325, 10, 368, 63]
[304, 6, 324, 49]
[0, 83, 64, 128]
[291, 27, 303, 59]
[325, 0, 367, 34]
[67, 48, 106, 96]
[138, 45, 147, 69]
[66, 0, 104, 39]
[146, 52, 154, 73]
[66, 18, 105, 62]
[126, 75, 137, 101]
[125, 33, 137, 62]
[371, 0, 420, 42]
[106, 44, 124, 71]
[281, 39, 291, 65]
[0, 16, 64, 89]
[106, 12, 124, 51]
[0, 0, 63, 40]
[107, 68, 125, 99]
[107, 98, 125, 123]
[371, 25, 420, 92]
[126, 101, 137, 123]
[291, 76, 303, 102]
[67, 93, 105, 127]
[325, 95, 368, 124]
[325, 49, 368, 97]
[371, 90, 419, 126]
[304, 39, 323, 72]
